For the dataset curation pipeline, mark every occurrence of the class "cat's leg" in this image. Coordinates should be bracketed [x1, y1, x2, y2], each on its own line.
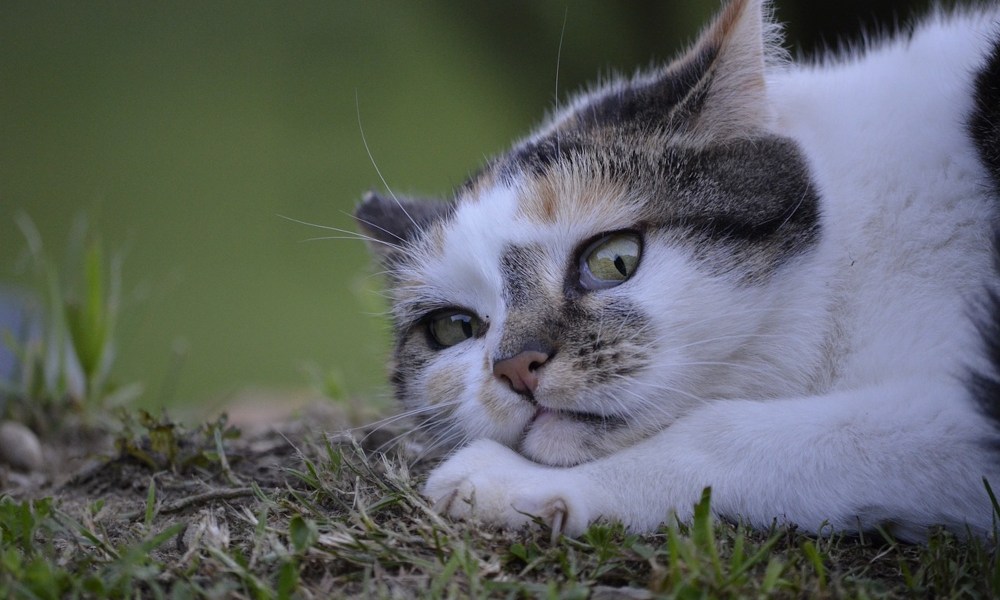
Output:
[423, 378, 998, 541]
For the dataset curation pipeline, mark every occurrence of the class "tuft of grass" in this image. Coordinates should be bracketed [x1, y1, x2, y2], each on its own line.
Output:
[3, 421, 1000, 598]
[1, 213, 141, 434]
[0, 495, 184, 598]
[113, 409, 240, 474]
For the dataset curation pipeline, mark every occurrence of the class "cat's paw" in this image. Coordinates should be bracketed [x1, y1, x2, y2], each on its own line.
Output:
[423, 439, 592, 539]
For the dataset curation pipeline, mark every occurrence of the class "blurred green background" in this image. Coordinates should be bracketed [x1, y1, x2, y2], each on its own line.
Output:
[0, 0, 930, 415]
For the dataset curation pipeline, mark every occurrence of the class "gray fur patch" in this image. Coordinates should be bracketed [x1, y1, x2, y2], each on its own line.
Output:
[500, 244, 546, 309]
[644, 137, 821, 282]
[499, 134, 821, 285]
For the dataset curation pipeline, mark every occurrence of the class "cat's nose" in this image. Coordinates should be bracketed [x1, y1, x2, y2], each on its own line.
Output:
[493, 350, 550, 396]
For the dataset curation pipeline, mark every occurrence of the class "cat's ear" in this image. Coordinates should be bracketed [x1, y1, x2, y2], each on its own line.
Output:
[667, 0, 777, 140]
[354, 190, 454, 260]
[577, 0, 776, 143]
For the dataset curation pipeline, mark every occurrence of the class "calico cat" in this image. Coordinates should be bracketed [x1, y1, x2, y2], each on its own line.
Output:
[354, 0, 1000, 542]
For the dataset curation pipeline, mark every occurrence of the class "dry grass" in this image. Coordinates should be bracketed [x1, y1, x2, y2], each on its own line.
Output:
[2, 406, 999, 599]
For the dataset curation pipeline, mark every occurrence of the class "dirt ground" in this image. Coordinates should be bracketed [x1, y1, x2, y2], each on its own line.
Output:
[0, 400, 408, 587]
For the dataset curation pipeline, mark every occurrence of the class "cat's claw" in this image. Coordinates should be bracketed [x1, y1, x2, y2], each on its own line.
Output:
[423, 438, 592, 538]
[545, 499, 567, 544]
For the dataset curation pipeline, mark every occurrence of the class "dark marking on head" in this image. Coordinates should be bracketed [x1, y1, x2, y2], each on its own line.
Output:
[504, 41, 720, 182]
[496, 0, 771, 186]
[582, 42, 720, 137]
[508, 137, 587, 179]
[390, 334, 429, 411]
[650, 137, 821, 282]
[500, 244, 547, 309]
[519, 132, 821, 287]
[500, 46, 718, 185]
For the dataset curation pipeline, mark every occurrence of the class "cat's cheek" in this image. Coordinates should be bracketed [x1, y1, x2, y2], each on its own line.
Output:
[423, 439, 593, 537]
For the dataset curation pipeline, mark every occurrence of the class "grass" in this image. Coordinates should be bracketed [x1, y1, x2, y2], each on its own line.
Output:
[3, 222, 1000, 598]
[2, 213, 141, 434]
[2, 427, 1000, 599]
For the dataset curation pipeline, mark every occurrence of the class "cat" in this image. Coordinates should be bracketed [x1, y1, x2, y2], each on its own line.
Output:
[354, 0, 1000, 542]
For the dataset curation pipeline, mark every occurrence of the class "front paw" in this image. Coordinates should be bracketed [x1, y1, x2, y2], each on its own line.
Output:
[423, 439, 592, 538]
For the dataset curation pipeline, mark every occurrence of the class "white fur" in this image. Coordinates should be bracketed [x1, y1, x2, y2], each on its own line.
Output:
[422, 4, 1000, 541]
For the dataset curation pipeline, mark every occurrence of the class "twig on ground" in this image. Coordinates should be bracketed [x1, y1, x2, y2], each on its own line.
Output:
[122, 486, 261, 521]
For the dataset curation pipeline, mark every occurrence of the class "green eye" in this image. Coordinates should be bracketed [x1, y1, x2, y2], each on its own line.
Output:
[580, 232, 641, 289]
[427, 311, 485, 347]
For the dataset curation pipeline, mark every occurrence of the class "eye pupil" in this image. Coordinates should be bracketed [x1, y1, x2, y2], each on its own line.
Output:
[613, 255, 627, 276]
[460, 316, 473, 338]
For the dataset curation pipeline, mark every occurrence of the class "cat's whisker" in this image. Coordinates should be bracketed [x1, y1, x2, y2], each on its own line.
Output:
[637, 380, 709, 406]
[348, 403, 457, 447]
[365, 405, 467, 459]
[601, 390, 637, 425]
[775, 187, 811, 232]
[350, 411, 419, 442]
[599, 390, 677, 437]
[372, 418, 447, 457]
[592, 375, 699, 427]
[656, 331, 803, 353]
[645, 305, 821, 336]
[359, 400, 461, 434]
[613, 305, 636, 341]
[303, 235, 401, 250]
[354, 215, 409, 246]
[553, 5, 569, 159]
[663, 359, 786, 371]
[609, 382, 664, 411]
[355, 90, 418, 230]
[410, 424, 469, 464]
[342, 210, 408, 244]
[278, 214, 405, 251]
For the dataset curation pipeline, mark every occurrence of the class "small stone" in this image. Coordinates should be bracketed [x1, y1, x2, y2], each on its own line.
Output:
[0, 421, 43, 472]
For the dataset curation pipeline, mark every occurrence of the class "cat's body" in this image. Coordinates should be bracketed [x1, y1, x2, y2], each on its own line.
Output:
[356, 0, 1000, 541]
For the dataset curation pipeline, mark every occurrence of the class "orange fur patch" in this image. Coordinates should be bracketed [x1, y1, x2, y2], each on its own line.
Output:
[516, 168, 632, 225]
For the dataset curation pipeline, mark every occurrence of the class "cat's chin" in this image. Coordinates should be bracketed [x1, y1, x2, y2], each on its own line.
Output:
[517, 407, 614, 467]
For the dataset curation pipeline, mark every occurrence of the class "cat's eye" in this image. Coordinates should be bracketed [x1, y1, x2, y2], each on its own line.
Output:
[580, 232, 642, 289]
[427, 311, 485, 347]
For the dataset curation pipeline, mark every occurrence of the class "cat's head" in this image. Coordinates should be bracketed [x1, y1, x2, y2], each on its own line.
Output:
[355, 0, 820, 466]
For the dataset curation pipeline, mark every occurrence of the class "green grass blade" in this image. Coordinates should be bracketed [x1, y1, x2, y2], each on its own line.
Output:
[801, 540, 826, 592]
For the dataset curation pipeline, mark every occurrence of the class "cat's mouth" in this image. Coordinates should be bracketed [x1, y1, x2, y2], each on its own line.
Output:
[529, 406, 627, 428]
[519, 406, 632, 466]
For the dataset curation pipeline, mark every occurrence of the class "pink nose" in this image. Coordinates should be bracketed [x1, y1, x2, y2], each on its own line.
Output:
[493, 350, 550, 395]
